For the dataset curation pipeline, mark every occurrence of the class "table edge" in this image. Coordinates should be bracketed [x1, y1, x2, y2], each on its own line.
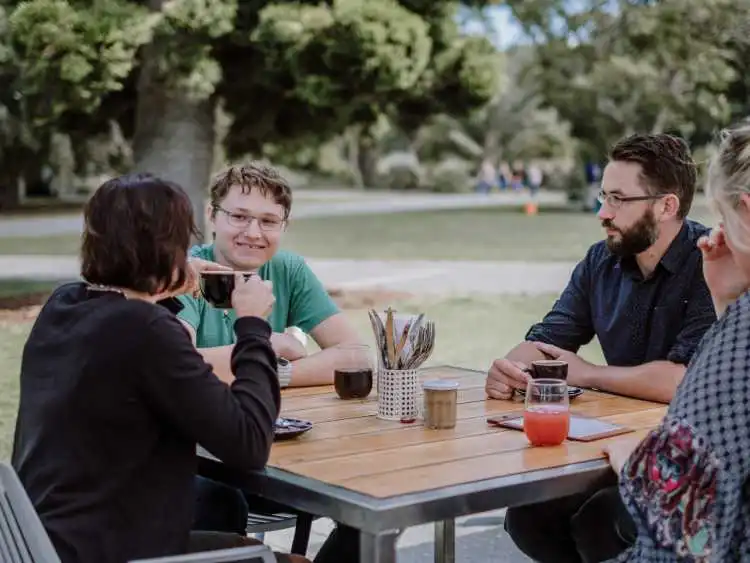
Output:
[198, 452, 613, 533]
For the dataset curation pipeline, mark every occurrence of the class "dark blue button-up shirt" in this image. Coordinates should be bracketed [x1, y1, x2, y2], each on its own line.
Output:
[526, 219, 716, 367]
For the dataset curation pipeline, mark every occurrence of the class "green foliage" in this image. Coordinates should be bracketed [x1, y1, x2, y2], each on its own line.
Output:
[510, 0, 747, 154]
[219, 0, 437, 154]
[8, 0, 157, 120]
[390, 20, 498, 134]
[162, 0, 237, 36]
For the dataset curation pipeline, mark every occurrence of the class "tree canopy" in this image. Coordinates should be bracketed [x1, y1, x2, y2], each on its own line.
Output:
[0, 0, 499, 218]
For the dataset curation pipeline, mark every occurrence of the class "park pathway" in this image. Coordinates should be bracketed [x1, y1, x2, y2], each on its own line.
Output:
[0, 255, 576, 296]
[0, 190, 565, 237]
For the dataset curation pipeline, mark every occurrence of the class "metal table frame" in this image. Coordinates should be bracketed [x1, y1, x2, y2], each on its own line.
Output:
[198, 451, 614, 563]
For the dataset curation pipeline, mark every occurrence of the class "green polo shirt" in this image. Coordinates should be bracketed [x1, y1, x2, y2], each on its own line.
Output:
[177, 245, 339, 347]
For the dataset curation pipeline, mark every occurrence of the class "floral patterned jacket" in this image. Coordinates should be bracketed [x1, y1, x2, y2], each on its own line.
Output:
[614, 291, 750, 562]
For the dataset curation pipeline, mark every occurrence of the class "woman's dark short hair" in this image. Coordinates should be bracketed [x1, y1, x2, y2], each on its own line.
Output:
[81, 174, 197, 295]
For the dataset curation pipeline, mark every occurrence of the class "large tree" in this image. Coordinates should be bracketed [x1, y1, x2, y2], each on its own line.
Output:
[505, 0, 748, 157]
[3, 0, 497, 227]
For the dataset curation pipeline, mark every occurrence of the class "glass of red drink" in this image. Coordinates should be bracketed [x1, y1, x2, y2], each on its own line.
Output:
[523, 378, 570, 446]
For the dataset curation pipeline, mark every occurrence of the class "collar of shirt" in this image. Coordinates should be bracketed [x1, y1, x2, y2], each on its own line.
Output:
[617, 220, 694, 281]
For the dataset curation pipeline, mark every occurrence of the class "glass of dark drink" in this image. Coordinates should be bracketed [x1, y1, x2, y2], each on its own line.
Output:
[334, 344, 374, 400]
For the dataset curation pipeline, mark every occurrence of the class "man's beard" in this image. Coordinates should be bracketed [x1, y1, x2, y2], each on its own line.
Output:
[603, 209, 658, 256]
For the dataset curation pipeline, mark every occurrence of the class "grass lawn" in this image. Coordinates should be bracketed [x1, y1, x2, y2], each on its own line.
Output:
[0, 234, 81, 255]
[0, 319, 33, 461]
[283, 205, 715, 261]
[0, 205, 715, 261]
[0, 292, 604, 462]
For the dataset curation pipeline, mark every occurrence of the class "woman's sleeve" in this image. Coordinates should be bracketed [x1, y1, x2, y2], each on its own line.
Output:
[139, 311, 281, 470]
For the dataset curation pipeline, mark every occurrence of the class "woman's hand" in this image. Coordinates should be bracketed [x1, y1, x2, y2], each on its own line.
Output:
[698, 225, 749, 316]
[185, 258, 232, 298]
[602, 436, 643, 477]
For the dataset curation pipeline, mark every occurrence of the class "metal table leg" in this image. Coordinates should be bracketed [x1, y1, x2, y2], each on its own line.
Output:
[435, 519, 455, 563]
[360, 529, 401, 563]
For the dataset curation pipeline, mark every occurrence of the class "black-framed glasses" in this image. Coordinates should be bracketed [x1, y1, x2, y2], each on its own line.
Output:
[213, 205, 285, 232]
[597, 190, 666, 210]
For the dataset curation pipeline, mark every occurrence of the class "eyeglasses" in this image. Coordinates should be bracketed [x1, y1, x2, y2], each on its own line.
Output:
[597, 190, 666, 210]
[213, 206, 285, 232]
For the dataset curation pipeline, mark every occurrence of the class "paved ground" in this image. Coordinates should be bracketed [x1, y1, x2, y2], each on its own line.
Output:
[0, 255, 577, 296]
[261, 509, 533, 562]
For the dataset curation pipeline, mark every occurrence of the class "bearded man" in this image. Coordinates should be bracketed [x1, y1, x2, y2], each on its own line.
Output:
[487, 133, 717, 563]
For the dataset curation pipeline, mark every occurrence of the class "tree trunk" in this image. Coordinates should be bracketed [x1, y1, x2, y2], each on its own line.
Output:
[0, 169, 22, 210]
[346, 126, 364, 189]
[131, 16, 215, 239]
[357, 137, 379, 190]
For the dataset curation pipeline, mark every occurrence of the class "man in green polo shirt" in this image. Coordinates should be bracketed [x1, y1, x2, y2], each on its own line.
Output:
[185, 162, 361, 563]
[177, 162, 361, 388]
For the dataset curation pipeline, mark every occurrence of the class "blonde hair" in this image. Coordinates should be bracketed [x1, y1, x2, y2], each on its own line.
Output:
[706, 122, 750, 252]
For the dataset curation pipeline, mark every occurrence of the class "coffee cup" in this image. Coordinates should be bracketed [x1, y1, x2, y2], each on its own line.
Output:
[200, 271, 255, 309]
[422, 380, 459, 429]
[525, 359, 568, 381]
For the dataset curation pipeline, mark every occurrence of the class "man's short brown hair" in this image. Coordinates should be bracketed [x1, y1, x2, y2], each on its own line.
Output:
[81, 174, 196, 295]
[209, 163, 293, 220]
[609, 133, 697, 218]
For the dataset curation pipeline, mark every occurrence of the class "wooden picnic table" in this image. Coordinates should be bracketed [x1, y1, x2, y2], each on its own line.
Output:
[198, 365, 667, 563]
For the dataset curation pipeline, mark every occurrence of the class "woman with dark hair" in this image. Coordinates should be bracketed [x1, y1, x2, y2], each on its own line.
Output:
[11, 174, 307, 563]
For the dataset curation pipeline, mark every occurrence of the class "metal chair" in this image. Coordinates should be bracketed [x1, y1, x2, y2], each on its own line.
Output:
[131, 545, 275, 563]
[0, 462, 61, 563]
[0, 462, 274, 563]
[246, 510, 314, 555]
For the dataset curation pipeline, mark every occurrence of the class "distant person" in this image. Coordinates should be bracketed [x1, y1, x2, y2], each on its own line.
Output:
[486, 133, 716, 563]
[475, 159, 498, 193]
[585, 161, 603, 211]
[527, 164, 543, 197]
[499, 162, 511, 190]
[511, 161, 525, 190]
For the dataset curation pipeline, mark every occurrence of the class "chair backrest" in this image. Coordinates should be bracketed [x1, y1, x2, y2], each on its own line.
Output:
[0, 462, 61, 563]
[130, 545, 277, 563]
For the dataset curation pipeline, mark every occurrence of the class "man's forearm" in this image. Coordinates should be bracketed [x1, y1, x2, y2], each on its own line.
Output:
[580, 360, 685, 404]
[284, 347, 343, 387]
[197, 343, 341, 387]
[196, 332, 305, 385]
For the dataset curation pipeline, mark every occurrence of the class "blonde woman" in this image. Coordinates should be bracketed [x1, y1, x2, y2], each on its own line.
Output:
[604, 124, 750, 562]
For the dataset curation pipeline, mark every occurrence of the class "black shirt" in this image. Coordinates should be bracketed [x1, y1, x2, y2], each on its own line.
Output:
[11, 282, 280, 563]
[526, 220, 716, 367]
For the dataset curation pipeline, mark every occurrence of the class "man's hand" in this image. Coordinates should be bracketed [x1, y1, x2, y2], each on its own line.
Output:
[602, 436, 643, 477]
[698, 225, 749, 315]
[486, 358, 531, 400]
[270, 332, 308, 361]
[533, 342, 594, 387]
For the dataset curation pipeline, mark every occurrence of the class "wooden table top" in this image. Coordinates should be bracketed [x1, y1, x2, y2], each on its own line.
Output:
[271, 365, 667, 499]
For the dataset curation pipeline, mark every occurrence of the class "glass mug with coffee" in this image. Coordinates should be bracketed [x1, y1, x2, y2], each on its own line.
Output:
[524, 359, 568, 381]
[334, 344, 374, 400]
[200, 271, 256, 309]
